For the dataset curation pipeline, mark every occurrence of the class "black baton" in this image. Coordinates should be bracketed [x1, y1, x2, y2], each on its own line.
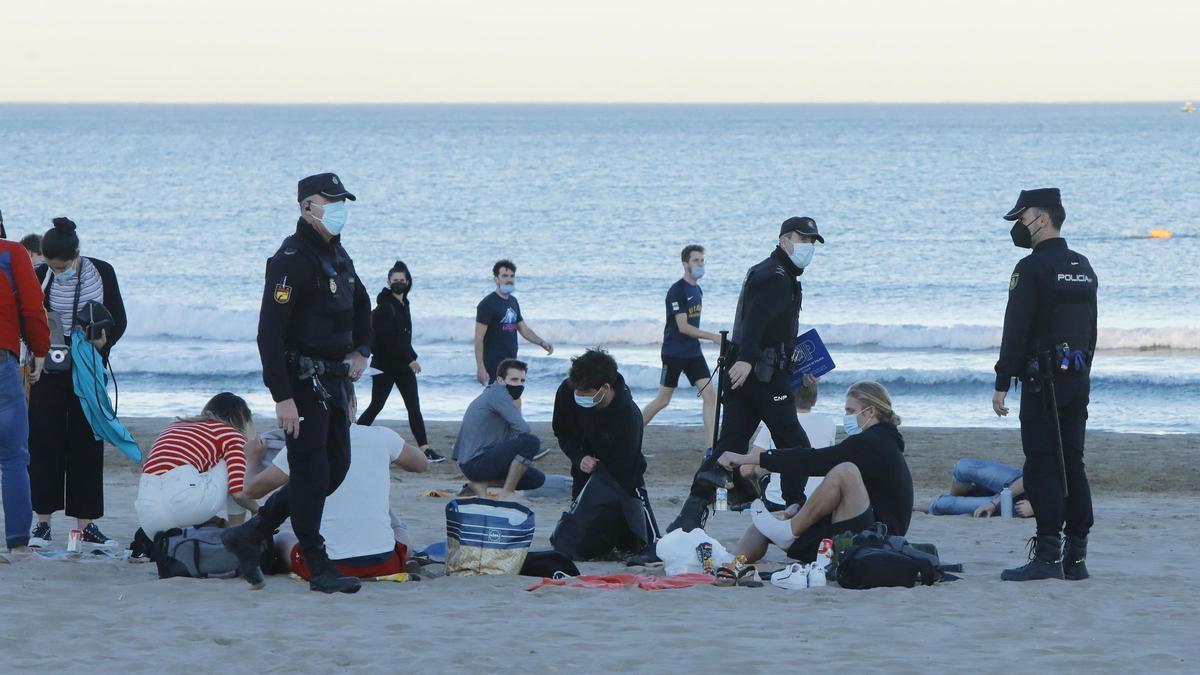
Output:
[1038, 352, 1069, 497]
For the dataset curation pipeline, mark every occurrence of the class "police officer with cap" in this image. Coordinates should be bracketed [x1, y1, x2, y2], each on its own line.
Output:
[222, 172, 371, 594]
[993, 187, 1097, 582]
[667, 216, 823, 533]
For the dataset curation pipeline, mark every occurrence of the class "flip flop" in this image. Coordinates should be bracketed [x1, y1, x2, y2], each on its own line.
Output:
[735, 565, 764, 588]
[713, 564, 738, 587]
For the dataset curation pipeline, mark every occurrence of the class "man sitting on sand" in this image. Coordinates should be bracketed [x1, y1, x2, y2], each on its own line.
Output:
[244, 393, 428, 580]
[719, 381, 912, 563]
[453, 358, 545, 500]
[915, 458, 1033, 518]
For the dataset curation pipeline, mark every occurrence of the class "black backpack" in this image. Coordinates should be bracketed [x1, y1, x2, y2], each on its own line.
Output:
[151, 527, 275, 580]
[831, 524, 960, 590]
[550, 466, 654, 561]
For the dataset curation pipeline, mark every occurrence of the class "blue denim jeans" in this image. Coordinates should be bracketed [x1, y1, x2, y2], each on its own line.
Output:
[460, 432, 546, 491]
[928, 458, 1023, 515]
[0, 351, 33, 548]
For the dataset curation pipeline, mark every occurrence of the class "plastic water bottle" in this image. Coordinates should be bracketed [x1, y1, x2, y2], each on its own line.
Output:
[1000, 488, 1014, 518]
[715, 487, 728, 512]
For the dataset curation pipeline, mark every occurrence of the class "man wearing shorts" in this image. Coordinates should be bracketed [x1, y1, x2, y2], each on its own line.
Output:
[641, 245, 720, 444]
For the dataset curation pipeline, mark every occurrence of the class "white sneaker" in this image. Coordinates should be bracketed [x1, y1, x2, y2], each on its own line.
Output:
[770, 563, 810, 590]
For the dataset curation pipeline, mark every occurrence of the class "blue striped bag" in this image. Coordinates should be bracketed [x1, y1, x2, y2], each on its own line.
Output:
[445, 498, 536, 576]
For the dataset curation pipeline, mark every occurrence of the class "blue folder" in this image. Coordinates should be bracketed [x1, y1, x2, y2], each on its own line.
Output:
[790, 328, 836, 388]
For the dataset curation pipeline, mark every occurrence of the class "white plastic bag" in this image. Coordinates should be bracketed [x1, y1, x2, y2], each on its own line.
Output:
[655, 527, 734, 576]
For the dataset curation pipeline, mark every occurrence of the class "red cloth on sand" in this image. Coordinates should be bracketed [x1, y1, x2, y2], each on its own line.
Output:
[290, 542, 409, 580]
[526, 573, 714, 592]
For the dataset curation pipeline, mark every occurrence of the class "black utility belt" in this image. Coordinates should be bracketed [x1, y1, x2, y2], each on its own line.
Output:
[751, 345, 793, 382]
[286, 351, 350, 380]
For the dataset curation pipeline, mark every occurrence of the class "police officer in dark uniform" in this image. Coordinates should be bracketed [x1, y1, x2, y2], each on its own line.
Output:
[666, 217, 823, 533]
[223, 172, 372, 594]
[993, 188, 1097, 582]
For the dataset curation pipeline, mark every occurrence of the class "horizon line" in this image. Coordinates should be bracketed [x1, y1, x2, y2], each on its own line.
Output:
[0, 99, 1192, 107]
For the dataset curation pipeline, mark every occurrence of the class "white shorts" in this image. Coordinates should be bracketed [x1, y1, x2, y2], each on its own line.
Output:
[134, 461, 243, 537]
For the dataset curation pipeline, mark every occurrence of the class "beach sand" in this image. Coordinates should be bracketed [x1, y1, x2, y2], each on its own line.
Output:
[1, 419, 1196, 673]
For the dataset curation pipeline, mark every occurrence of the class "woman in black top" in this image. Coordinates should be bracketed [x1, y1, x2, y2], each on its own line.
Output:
[357, 261, 441, 462]
[720, 380, 913, 563]
[27, 218, 127, 549]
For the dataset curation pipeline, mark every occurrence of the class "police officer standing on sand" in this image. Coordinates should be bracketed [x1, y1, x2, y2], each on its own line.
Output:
[664, 217, 823, 535]
[993, 188, 1097, 582]
[223, 173, 371, 594]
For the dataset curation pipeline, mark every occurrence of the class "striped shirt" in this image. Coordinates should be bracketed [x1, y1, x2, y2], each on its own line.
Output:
[143, 420, 248, 494]
[46, 258, 104, 336]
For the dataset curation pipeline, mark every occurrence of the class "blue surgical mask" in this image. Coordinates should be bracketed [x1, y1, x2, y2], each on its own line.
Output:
[788, 242, 814, 269]
[843, 413, 862, 436]
[316, 200, 348, 235]
[574, 389, 602, 409]
[499, 283, 516, 295]
[690, 265, 705, 280]
[55, 263, 77, 281]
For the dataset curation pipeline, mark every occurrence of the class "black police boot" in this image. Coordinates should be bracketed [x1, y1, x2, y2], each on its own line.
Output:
[1063, 535, 1089, 581]
[220, 516, 270, 589]
[694, 465, 729, 491]
[306, 547, 362, 594]
[1001, 534, 1064, 582]
[666, 494, 711, 533]
[624, 542, 662, 567]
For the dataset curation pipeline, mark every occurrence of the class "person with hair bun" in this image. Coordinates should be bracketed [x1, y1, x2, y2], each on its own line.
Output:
[720, 380, 913, 563]
[356, 260, 441, 462]
[135, 393, 261, 537]
[27, 217, 127, 550]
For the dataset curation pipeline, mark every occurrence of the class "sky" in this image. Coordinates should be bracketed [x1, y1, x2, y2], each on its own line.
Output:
[2, 0, 1197, 103]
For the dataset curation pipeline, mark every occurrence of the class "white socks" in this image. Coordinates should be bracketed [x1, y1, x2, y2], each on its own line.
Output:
[751, 499, 797, 549]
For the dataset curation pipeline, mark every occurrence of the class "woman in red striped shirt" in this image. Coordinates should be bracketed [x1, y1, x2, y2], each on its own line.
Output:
[134, 393, 261, 537]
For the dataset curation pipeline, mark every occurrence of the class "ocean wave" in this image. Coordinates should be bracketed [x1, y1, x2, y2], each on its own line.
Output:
[124, 300, 1200, 352]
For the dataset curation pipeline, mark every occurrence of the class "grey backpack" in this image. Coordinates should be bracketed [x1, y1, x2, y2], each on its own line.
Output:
[152, 527, 271, 580]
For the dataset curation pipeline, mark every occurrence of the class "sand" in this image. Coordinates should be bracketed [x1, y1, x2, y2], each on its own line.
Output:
[1, 419, 1197, 673]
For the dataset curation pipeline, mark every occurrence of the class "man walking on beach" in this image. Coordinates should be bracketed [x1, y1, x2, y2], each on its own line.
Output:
[641, 244, 720, 443]
[992, 188, 1097, 582]
[665, 217, 824, 535]
[223, 172, 371, 594]
[474, 259, 553, 384]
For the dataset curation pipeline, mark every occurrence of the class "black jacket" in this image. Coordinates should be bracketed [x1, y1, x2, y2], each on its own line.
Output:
[369, 289, 417, 371]
[552, 374, 647, 495]
[731, 247, 805, 373]
[35, 256, 127, 362]
[760, 423, 913, 537]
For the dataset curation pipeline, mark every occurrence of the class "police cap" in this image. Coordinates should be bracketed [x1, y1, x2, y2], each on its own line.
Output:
[1003, 187, 1061, 221]
[780, 216, 824, 243]
[297, 173, 357, 203]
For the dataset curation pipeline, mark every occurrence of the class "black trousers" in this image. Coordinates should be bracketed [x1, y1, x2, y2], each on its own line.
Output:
[356, 365, 428, 446]
[688, 371, 811, 504]
[27, 371, 105, 519]
[258, 374, 352, 554]
[1019, 372, 1094, 539]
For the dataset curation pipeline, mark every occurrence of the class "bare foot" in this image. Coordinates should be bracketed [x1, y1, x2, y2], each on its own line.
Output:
[467, 481, 491, 497]
[494, 491, 521, 502]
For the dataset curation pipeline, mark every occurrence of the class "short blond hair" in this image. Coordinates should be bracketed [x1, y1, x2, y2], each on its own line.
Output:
[847, 380, 901, 427]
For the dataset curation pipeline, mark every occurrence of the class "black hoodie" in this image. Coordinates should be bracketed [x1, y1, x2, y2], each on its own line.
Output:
[759, 422, 913, 537]
[552, 373, 647, 495]
[369, 288, 417, 371]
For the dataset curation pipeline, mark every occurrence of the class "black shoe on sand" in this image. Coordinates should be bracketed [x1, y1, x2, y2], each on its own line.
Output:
[424, 447, 446, 464]
[1001, 535, 1064, 582]
[305, 548, 362, 594]
[221, 519, 268, 589]
[1063, 535, 1089, 581]
[624, 543, 662, 567]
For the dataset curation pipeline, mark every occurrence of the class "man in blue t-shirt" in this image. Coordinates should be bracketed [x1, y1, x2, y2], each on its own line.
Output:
[474, 259, 553, 385]
[642, 244, 720, 443]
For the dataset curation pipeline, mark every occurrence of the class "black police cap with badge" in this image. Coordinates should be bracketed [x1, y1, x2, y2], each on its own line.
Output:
[297, 173, 357, 203]
[779, 216, 825, 243]
[1003, 187, 1061, 249]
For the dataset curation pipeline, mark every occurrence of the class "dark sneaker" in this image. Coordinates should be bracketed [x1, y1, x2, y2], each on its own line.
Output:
[81, 523, 116, 549]
[624, 543, 662, 567]
[29, 523, 51, 548]
[424, 447, 446, 463]
[221, 520, 268, 589]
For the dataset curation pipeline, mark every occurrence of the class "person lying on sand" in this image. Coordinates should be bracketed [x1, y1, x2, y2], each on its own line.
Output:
[914, 458, 1033, 518]
[718, 381, 912, 563]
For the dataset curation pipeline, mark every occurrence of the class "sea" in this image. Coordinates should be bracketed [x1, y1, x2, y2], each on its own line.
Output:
[1, 103, 1197, 434]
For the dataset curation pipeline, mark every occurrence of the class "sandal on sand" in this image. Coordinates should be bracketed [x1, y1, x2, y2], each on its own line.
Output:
[735, 562, 764, 588]
[713, 565, 738, 587]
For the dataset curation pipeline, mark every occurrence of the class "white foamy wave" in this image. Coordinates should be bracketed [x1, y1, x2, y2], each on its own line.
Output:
[124, 301, 1200, 352]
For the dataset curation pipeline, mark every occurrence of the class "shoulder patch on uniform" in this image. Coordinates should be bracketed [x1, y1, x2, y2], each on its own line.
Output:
[274, 276, 292, 304]
[1009, 272, 1019, 291]
[773, 265, 787, 277]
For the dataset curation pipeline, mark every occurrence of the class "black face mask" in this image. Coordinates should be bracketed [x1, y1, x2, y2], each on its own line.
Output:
[390, 281, 409, 294]
[1010, 213, 1043, 249]
[506, 384, 525, 400]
